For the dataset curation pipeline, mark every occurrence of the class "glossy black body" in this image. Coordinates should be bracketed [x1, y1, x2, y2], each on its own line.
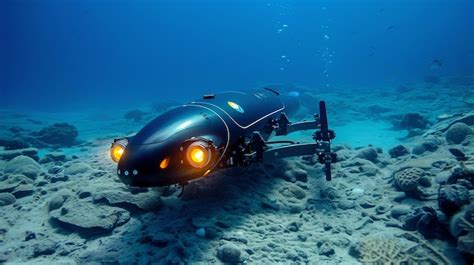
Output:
[118, 90, 295, 187]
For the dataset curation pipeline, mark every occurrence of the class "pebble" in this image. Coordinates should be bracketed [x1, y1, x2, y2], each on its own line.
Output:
[48, 195, 67, 212]
[195, 228, 206, 238]
[217, 243, 245, 263]
[337, 200, 355, 210]
[32, 239, 57, 257]
[318, 242, 335, 256]
[0, 193, 16, 206]
[390, 205, 412, 218]
[351, 188, 365, 196]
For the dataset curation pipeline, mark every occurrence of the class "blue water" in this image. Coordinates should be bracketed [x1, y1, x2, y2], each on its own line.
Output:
[2, 0, 473, 111]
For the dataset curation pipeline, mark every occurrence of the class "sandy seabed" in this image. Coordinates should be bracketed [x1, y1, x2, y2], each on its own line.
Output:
[0, 76, 473, 264]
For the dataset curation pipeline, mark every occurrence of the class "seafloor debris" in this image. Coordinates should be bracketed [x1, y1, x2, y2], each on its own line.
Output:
[349, 232, 450, 264]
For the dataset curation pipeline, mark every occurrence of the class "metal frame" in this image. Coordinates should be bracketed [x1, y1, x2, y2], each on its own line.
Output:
[236, 101, 337, 181]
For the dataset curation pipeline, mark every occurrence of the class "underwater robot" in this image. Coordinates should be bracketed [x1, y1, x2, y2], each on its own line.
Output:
[110, 89, 337, 194]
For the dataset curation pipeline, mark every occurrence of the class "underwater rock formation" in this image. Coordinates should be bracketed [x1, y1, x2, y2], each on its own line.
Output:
[401, 206, 440, 238]
[0, 147, 39, 161]
[438, 184, 470, 215]
[355, 147, 379, 163]
[399, 113, 430, 130]
[411, 139, 439, 155]
[4, 155, 42, 179]
[0, 138, 30, 150]
[0, 193, 16, 206]
[49, 200, 130, 238]
[445, 123, 473, 144]
[392, 167, 431, 196]
[449, 204, 474, 255]
[35, 123, 79, 146]
[388, 145, 409, 158]
[217, 242, 248, 263]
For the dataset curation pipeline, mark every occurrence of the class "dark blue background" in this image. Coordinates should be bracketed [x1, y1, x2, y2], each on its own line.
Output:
[2, 0, 473, 110]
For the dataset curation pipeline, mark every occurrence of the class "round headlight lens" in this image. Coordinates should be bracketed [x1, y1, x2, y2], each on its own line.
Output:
[110, 138, 128, 163]
[186, 141, 212, 168]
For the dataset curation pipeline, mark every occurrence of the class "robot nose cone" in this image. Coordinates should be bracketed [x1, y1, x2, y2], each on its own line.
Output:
[116, 145, 167, 187]
[117, 159, 167, 187]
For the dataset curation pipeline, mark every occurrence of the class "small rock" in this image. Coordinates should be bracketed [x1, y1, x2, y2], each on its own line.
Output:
[0, 174, 33, 193]
[32, 239, 57, 257]
[375, 205, 390, 214]
[11, 184, 34, 198]
[351, 188, 364, 196]
[4, 155, 42, 179]
[64, 162, 91, 175]
[78, 191, 91, 199]
[287, 221, 301, 232]
[204, 227, 220, 239]
[0, 148, 39, 161]
[279, 184, 306, 200]
[48, 195, 67, 212]
[24, 231, 36, 241]
[355, 147, 378, 163]
[399, 113, 430, 130]
[195, 228, 206, 238]
[402, 206, 439, 238]
[412, 139, 439, 155]
[0, 253, 8, 263]
[388, 145, 409, 158]
[391, 205, 412, 218]
[0, 193, 16, 206]
[217, 243, 246, 263]
[50, 200, 130, 238]
[438, 184, 470, 215]
[412, 144, 426, 155]
[49, 173, 69, 183]
[0, 138, 30, 150]
[359, 200, 375, 209]
[48, 166, 64, 175]
[318, 242, 335, 256]
[283, 169, 309, 183]
[36, 123, 78, 146]
[446, 123, 473, 144]
[46, 152, 66, 162]
[338, 200, 355, 210]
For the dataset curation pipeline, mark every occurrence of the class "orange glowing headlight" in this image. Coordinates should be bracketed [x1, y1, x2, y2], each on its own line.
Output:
[186, 141, 211, 168]
[160, 157, 170, 169]
[110, 138, 128, 163]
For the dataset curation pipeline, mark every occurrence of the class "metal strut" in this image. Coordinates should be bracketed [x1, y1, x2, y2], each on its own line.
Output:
[229, 101, 337, 181]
